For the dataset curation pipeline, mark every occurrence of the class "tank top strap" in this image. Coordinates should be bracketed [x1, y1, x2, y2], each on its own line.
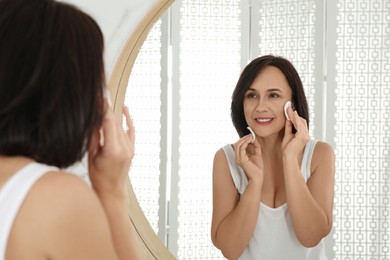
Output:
[300, 139, 318, 182]
[222, 144, 248, 195]
[0, 162, 58, 259]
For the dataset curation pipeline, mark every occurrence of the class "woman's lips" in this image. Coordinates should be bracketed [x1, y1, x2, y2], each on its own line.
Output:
[255, 118, 273, 125]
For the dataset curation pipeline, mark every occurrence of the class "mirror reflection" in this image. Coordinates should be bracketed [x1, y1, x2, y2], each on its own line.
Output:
[125, 0, 389, 259]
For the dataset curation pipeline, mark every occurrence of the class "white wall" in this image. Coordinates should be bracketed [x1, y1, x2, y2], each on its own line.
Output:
[60, 0, 155, 77]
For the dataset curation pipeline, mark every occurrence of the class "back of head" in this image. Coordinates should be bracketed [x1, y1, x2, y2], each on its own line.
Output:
[0, 0, 105, 168]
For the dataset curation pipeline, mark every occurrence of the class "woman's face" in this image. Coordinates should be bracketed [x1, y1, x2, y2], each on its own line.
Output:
[243, 66, 292, 138]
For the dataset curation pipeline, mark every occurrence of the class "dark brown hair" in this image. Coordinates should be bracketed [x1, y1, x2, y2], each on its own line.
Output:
[0, 0, 105, 167]
[231, 55, 309, 137]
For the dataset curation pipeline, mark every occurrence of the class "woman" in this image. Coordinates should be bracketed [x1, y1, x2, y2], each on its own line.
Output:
[0, 0, 139, 259]
[211, 55, 335, 259]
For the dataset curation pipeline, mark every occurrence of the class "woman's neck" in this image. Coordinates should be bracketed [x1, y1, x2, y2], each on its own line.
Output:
[257, 131, 284, 153]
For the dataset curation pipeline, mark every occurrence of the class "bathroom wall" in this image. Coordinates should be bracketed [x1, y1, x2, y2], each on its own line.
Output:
[60, 0, 155, 77]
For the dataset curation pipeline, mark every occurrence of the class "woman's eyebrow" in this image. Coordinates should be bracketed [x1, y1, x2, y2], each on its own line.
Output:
[267, 88, 283, 92]
[246, 87, 285, 93]
[246, 87, 257, 91]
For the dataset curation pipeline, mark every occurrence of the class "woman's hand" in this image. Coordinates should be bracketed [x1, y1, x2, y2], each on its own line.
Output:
[88, 105, 135, 197]
[234, 134, 264, 183]
[282, 107, 310, 159]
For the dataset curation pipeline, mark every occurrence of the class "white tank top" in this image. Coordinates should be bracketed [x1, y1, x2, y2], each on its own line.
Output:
[222, 139, 328, 260]
[0, 162, 57, 260]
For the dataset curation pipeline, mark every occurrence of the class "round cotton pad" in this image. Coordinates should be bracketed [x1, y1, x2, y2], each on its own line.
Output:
[247, 126, 255, 143]
[284, 101, 292, 121]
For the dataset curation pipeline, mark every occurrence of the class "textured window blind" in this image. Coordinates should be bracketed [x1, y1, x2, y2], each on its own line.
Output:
[174, 1, 241, 258]
[125, 20, 162, 233]
[333, 0, 390, 259]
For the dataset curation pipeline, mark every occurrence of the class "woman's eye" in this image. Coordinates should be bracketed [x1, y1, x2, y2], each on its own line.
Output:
[246, 92, 257, 99]
[269, 92, 280, 98]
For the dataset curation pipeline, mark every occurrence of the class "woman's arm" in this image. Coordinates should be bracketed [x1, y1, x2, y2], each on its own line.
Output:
[284, 142, 335, 247]
[282, 108, 335, 247]
[211, 135, 263, 259]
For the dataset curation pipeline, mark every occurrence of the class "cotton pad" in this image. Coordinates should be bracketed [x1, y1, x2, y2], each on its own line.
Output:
[247, 126, 255, 143]
[284, 101, 292, 121]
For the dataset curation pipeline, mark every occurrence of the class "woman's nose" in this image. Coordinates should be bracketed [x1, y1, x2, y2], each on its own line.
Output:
[255, 98, 268, 112]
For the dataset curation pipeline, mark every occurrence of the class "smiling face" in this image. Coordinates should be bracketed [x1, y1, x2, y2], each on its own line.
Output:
[243, 66, 292, 138]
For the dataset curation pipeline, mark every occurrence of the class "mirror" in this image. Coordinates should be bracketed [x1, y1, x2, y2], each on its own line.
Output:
[62, 0, 175, 259]
[121, 0, 390, 259]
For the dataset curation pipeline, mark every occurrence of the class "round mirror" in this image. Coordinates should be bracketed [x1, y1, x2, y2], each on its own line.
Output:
[108, 1, 175, 258]
[62, 0, 175, 258]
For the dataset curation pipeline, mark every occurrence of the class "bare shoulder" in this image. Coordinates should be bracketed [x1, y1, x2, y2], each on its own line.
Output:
[12, 170, 97, 220]
[34, 170, 95, 202]
[214, 148, 227, 163]
[314, 141, 335, 157]
[30, 170, 111, 232]
[213, 148, 231, 176]
[27, 170, 100, 215]
[8, 171, 117, 259]
[311, 141, 335, 175]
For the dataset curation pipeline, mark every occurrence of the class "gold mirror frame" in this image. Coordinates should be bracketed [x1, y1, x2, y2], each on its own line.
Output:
[107, 0, 175, 259]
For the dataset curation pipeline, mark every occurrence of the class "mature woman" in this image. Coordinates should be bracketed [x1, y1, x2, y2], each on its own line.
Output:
[0, 0, 139, 259]
[211, 55, 335, 259]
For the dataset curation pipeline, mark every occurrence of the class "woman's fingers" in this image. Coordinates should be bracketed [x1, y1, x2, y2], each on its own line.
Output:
[283, 109, 310, 154]
[289, 109, 308, 134]
[123, 106, 135, 143]
[288, 108, 299, 130]
[121, 106, 135, 160]
[284, 109, 294, 136]
[235, 135, 259, 168]
[100, 109, 121, 152]
[234, 134, 264, 182]
[88, 105, 135, 192]
[91, 106, 133, 163]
